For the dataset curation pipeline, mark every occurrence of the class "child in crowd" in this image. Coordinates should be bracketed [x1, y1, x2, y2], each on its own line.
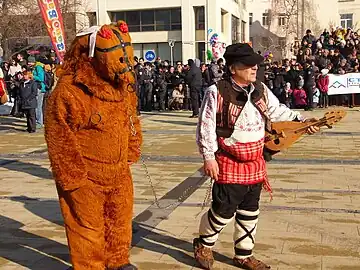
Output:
[317, 68, 329, 108]
[19, 71, 38, 133]
[313, 86, 320, 108]
[284, 82, 292, 108]
[292, 77, 307, 109]
[169, 83, 185, 110]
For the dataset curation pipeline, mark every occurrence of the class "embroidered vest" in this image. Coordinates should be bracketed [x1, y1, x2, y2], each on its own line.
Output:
[215, 79, 271, 138]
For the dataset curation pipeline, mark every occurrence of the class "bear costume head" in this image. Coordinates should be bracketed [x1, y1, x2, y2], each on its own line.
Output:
[59, 20, 135, 92]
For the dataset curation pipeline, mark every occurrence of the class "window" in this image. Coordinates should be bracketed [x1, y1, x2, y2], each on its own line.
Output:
[262, 13, 270, 26]
[87, 12, 97, 26]
[278, 14, 287, 26]
[261, 37, 270, 48]
[278, 37, 286, 48]
[111, 8, 182, 32]
[340, 13, 353, 29]
[155, 10, 170, 31]
[195, 6, 205, 30]
[241, 21, 246, 43]
[196, 42, 206, 62]
[221, 10, 227, 33]
[141, 10, 155, 31]
[171, 9, 182, 30]
[127, 11, 141, 32]
[249, 13, 253, 26]
[232, 15, 239, 43]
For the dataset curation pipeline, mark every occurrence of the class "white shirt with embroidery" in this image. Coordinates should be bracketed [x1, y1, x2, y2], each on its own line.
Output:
[196, 82, 305, 161]
[224, 86, 264, 146]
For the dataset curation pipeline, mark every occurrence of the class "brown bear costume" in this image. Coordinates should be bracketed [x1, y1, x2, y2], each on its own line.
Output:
[44, 21, 142, 270]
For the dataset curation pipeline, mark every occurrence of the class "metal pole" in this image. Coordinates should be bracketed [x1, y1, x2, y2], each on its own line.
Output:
[170, 46, 174, 66]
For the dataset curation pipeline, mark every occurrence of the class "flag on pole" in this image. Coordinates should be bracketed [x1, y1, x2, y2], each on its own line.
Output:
[37, 0, 66, 62]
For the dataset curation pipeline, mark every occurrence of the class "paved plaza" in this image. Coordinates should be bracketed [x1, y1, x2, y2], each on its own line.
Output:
[0, 108, 360, 270]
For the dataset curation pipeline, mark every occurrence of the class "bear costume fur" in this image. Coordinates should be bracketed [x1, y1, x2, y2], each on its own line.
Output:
[44, 21, 142, 270]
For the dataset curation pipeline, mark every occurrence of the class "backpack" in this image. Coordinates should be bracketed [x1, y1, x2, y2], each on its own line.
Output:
[44, 71, 54, 91]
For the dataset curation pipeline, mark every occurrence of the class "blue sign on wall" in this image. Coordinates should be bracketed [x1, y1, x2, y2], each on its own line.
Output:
[144, 50, 156, 62]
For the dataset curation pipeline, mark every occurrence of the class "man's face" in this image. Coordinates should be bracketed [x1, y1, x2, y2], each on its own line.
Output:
[231, 63, 258, 84]
[139, 59, 144, 65]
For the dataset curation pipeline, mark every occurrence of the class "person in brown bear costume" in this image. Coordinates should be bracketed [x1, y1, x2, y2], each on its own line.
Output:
[44, 21, 142, 270]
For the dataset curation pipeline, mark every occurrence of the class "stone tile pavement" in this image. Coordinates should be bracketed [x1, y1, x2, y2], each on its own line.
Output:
[0, 108, 360, 269]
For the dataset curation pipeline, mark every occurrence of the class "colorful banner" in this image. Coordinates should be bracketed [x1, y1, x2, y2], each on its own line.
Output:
[328, 73, 360, 95]
[37, 0, 66, 62]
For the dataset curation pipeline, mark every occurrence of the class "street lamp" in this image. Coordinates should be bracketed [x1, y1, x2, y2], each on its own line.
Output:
[168, 39, 176, 66]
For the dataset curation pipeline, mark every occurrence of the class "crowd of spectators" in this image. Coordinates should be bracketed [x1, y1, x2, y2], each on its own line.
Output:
[261, 28, 360, 110]
[1, 28, 357, 128]
[0, 51, 57, 132]
[134, 56, 225, 117]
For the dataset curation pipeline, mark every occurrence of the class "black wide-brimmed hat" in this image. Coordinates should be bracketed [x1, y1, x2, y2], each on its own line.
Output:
[223, 43, 264, 67]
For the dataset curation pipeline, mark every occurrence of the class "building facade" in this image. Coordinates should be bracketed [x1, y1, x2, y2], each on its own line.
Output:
[87, 0, 249, 63]
[248, 0, 342, 60]
[338, 0, 360, 31]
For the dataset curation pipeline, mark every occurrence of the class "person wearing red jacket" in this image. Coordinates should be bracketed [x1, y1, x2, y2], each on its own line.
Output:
[317, 69, 329, 108]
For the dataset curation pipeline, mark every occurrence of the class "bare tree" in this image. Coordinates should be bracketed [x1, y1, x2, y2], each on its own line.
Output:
[269, 0, 298, 57]
[0, 0, 45, 58]
[268, 0, 321, 58]
[0, 0, 92, 59]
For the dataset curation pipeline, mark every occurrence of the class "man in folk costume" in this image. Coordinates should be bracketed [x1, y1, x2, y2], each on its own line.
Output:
[194, 43, 319, 270]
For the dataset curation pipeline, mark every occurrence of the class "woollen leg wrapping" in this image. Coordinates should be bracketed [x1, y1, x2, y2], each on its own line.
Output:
[233, 209, 259, 259]
[199, 208, 234, 248]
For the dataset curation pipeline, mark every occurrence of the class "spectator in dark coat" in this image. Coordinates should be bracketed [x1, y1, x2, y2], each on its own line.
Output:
[303, 61, 316, 111]
[185, 59, 202, 118]
[19, 71, 38, 133]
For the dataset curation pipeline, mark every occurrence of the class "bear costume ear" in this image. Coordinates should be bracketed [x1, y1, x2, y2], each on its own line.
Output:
[117, 20, 129, 34]
[99, 25, 113, 39]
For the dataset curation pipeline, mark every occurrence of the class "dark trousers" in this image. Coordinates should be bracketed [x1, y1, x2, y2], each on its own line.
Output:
[212, 182, 262, 219]
[24, 108, 36, 132]
[141, 83, 153, 111]
[190, 87, 200, 116]
[320, 92, 329, 107]
[183, 85, 190, 110]
[304, 86, 313, 109]
[158, 85, 167, 111]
